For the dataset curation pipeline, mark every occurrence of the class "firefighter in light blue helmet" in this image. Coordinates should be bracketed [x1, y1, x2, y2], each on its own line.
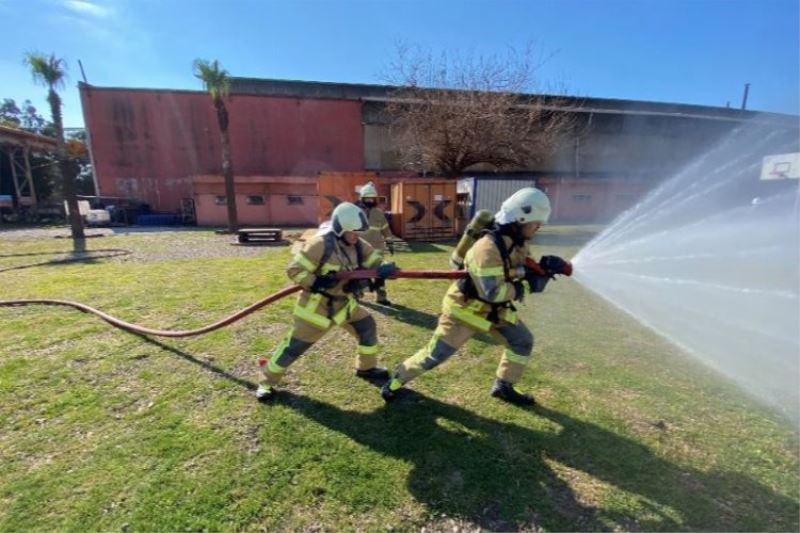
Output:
[256, 202, 399, 402]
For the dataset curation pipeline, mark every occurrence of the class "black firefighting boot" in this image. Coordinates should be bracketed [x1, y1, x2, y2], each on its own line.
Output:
[255, 383, 276, 403]
[490, 378, 535, 406]
[356, 367, 390, 381]
[380, 377, 404, 403]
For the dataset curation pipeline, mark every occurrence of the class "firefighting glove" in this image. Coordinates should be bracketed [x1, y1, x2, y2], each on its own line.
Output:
[539, 255, 569, 277]
[525, 268, 550, 294]
[376, 262, 399, 279]
[344, 278, 370, 295]
[512, 280, 525, 302]
[387, 241, 395, 255]
[311, 272, 338, 292]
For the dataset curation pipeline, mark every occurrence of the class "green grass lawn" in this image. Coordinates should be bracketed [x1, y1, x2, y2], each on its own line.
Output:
[0, 227, 797, 531]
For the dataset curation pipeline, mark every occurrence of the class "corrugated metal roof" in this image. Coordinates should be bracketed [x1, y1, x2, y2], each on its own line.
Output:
[0, 125, 57, 150]
[361, 96, 793, 124]
[83, 78, 798, 123]
[228, 77, 797, 122]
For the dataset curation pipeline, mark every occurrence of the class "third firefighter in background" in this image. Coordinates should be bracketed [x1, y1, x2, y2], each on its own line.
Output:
[356, 181, 398, 306]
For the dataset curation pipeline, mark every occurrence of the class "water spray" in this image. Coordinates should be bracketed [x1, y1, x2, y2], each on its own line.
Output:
[571, 122, 800, 420]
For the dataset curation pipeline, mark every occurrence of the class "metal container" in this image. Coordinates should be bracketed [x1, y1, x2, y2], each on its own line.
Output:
[317, 172, 390, 223]
[458, 176, 539, 219]
[390, 179, 457, 241]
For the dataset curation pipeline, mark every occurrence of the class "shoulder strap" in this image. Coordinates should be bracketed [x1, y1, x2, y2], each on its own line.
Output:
[320, 232, 336, 268]
[487, 230, 512, 281]
[355, 240, 364, 268]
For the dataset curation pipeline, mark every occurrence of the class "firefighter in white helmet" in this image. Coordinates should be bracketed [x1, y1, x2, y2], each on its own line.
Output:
[381, 187, 570, 406]
[256, 202, 399, 402]
[356, 181, 398, 305]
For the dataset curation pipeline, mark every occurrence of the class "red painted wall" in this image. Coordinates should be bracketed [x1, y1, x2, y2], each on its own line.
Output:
[80, 86, 363, 212]
[192, 175, 319, 227]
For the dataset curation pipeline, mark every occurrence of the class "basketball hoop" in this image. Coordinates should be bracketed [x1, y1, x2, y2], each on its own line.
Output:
[761, 155, 799, 181]
[769, 170, 789, 180]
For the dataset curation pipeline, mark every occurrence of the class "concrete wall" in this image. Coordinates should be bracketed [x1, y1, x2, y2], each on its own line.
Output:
[539, 176, 651, 223]
[80, 86, 363, 212]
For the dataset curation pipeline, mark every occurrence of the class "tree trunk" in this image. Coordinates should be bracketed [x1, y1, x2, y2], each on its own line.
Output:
[215, 98, 238, 233]
[49, 89, 84, 241]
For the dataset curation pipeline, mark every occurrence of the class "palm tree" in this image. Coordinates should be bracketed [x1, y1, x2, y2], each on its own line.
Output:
[193, 59, 238, 232]
[24, 52, 84, 240]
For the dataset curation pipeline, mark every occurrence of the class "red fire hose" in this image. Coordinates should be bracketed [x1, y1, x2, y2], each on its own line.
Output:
[0, 269, 464, 338]
[0, 263, 570, 338]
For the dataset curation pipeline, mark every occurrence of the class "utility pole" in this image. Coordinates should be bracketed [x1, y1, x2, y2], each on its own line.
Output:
[741, 83, 750, 111]
[78, 60, 88, 84]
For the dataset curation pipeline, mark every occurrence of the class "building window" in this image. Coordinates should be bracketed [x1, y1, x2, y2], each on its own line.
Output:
[247, 195, 265, 205]
[572, 194, 592, 203]
[616, 193, 634, 202]
[215, 195, 227, 205]
[287, 195, 304, 205]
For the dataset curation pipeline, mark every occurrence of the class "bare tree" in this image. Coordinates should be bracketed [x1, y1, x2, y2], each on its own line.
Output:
[383, 44, 578, 177]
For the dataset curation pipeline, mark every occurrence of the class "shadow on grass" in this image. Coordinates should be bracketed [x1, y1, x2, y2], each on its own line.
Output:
[403, 241, 454, 253]
[362, 301, 439, 330]
[141, 335, 797, 531]
[277, 391, 798, 532]
[136, 335, 257, 391]
[0, 247, 130, 273]
[361, 301, 495, 345]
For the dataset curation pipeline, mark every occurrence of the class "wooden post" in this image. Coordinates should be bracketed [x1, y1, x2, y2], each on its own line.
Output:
[7, 148, 22, 205]
[23, 145, 37, 207]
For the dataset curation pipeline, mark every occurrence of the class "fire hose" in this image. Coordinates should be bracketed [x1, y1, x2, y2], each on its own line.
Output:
[0, 261, 569, 338]
[0, 270, 464, 338]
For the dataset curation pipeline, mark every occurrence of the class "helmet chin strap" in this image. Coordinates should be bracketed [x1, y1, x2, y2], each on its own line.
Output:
[498, 222, 527, 247]
[336, 232, 356, 246]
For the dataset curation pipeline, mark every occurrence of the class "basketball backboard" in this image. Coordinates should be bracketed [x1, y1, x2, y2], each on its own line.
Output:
[760, 152, 800, 180]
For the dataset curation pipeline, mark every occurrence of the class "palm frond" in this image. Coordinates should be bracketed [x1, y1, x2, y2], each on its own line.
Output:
[193, 58, 230, 99]
[24, 52, 66, 90]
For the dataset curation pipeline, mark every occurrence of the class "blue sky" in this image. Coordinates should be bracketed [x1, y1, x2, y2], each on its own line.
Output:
[1, 0, 798, 128]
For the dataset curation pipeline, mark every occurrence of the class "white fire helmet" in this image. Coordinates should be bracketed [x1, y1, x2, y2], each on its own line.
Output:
[331, 202, 369, 236]
[495, 187, 551, 225]
[359, 181, 378, 199]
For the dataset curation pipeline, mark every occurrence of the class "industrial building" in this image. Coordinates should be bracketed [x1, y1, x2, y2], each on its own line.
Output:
[78, 78, 796, 227]
[0, 125, 56, 212]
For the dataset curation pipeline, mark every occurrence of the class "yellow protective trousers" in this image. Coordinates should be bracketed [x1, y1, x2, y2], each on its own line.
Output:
[260, 297, 380, 386]
[393, 310, 534, 385]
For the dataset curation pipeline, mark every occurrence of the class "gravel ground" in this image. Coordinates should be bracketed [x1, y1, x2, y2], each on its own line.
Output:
[0, 226, 312, 263]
